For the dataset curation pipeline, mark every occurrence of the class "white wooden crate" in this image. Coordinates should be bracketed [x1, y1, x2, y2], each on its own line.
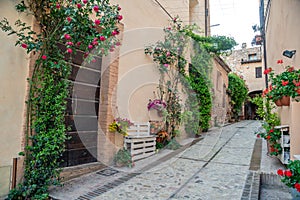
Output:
[124, 135, 156, 162]
[127, 122, 150, 137]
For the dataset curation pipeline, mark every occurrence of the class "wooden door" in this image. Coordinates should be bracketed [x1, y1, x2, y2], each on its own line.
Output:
[61, 49, 102, 167]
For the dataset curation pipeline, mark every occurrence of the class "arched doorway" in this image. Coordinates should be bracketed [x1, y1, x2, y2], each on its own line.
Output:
[244, 90, 262, 120]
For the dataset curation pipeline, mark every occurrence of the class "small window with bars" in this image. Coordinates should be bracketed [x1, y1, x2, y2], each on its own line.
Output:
[255, 67, 262, 78]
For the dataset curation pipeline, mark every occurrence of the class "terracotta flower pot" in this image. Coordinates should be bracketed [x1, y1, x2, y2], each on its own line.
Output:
[275, 99, 282, 106]
[281, 96, 290, 106]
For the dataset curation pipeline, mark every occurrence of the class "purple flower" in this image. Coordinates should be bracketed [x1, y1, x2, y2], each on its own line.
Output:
[147, 99, 167, 110]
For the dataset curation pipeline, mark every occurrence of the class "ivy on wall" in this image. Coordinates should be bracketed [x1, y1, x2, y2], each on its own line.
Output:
[0, 0, 121, 199]
[228, 73, 249, 120]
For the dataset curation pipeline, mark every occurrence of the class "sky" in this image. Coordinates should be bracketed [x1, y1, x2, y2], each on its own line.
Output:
[210, 0, 260, 49]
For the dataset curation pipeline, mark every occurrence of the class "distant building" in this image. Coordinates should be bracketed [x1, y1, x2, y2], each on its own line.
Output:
[224, 44, 264, 119]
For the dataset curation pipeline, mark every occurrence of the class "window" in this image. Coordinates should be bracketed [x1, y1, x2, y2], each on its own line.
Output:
[248, 53, 257, 61]
[255, 67, 262, 78]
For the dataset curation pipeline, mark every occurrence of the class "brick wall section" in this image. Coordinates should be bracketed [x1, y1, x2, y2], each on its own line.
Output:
[97, 24, 124, 165]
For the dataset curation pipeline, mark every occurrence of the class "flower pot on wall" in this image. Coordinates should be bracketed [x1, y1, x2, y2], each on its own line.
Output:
[275, 99, 283, 106]
[281, 96, 290, 106]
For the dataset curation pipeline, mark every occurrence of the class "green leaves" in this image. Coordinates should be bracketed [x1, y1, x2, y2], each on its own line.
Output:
[2, 0, 122, 199]
[228, 73, 248, 118]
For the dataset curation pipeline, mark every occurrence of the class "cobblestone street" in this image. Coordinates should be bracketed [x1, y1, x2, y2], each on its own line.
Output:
[50, 120, 277, 200]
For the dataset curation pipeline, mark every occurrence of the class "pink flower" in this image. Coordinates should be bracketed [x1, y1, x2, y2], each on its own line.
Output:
[94, 19, 101, 25]
[112, 30, 118, 36]
[92, 41, 98, 46]
[67, 48, 72, 53]
[117, 15, 123, 21]
[21, 43, 28, 49]
[116, 42, 121, 46]
[76, 41, 81, 46]
[82, 0, 88, 4]
[92, 59, 96, 63]
[64, 34, 71, 40]
[66, 41, 73, 46]
[84, 52, 89, 58]
[41, 55, 47, 60]
[118, 6, 121, 11]
[66, 16, 72, 22]
[56, 3, 60, 9]
[77, 3, 82, 9]
[93, 5, 99, 12]
[166, 52, 171, 56]
[88, 44, 93, 49]
[99, 36, 106, 41]
[164, 64, 169, 67]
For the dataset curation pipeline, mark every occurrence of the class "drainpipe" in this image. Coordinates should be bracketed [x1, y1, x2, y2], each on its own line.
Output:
[205, 0, 208, 36]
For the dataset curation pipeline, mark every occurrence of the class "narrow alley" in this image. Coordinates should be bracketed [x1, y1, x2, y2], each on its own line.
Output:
[50, 120, 283, 200]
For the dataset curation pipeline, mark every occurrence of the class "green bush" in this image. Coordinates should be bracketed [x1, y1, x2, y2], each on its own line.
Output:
[228, 73, 248, 120]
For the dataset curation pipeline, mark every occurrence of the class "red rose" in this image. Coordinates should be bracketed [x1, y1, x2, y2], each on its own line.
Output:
[285, 170, 292, 177]
[295, 183, 300, 191]
[277, 169, 284, 176]
[56, 3, 60, 9]
[66, 41, 73, 46]
[99, 36, 106, 41]
[117, 15, 123, 21]
[269, 129, 274, 133]
[41, 55, 47, 60]
[266, 135, 271, 140]
[256, 134, 260, 138]
[64, 34, 71, 40]
[93, 5, 99, 12]
[83, 0, 88, 4]
[77, 3, 82, 9]
[94, 19, 100, 25]
[297, 88, 300, 95]
[277, 59, 283, 64]
[66, 16, 72, 22]
[118, 6, 121, 11]
[21, 43, 28, 49]
[112, 30, 119, 36]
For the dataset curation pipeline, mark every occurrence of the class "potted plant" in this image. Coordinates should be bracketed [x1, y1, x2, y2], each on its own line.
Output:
[147, 98, 167, 117]
[278, 160, 300, 199]
[108, 117, 134, 136]
[264, 59, 300, 106]
[113, 148, 133, 167]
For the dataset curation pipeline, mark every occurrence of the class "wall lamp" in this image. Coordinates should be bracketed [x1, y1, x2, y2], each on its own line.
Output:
[283, 50, 296, 58]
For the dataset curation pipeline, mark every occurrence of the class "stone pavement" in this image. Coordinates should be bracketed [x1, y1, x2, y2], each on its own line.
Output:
[50, 120, 267, 200]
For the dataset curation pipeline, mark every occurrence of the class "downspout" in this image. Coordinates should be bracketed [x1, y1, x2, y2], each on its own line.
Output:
[205, 0, 208, 36]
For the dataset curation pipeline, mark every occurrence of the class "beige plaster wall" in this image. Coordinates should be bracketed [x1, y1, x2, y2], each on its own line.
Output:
[211, 58, 230, 126]
[111, 0, 193, 122]
[265, 0, 300, 71]
[0, 1, 31, 196]
[241, 62, 265, 92]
